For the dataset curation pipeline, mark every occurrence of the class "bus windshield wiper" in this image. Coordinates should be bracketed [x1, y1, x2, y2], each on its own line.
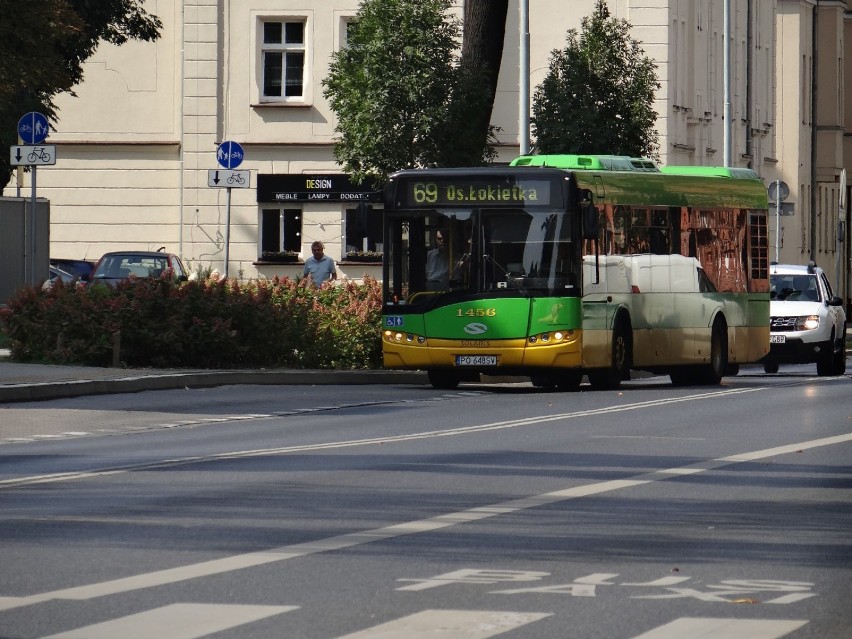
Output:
[483, 255, 528, 295]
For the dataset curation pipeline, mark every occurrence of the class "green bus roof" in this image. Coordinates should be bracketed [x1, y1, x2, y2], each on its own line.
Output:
[510, 154, 649, 171]
[511, 154, 762, 180]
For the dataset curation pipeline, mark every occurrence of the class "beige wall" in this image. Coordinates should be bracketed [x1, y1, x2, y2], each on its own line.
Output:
[2, 0, 849, 296]
[774, 0, 849, 302]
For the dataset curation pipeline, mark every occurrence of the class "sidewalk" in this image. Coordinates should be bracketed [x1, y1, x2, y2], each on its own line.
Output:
[0, 349, 427, 403]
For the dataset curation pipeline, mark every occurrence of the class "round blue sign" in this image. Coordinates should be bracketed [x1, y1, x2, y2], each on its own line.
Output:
[216, 140, 244, 169]
[18, 112, 49, 145]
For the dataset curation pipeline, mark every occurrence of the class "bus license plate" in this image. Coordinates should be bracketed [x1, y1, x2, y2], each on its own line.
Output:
[456, 355, 497, 366]
[770, 335, 786, 344]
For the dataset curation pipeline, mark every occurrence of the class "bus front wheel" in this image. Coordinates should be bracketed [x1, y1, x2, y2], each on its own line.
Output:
[531, 372, 581, 392]
[428, 370, 460, 390]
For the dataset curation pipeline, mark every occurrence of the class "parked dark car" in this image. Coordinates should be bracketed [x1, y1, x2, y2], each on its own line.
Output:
[88, 251, 188, 287]
[42, 266, 79, 290]
[49, 258, 96, 282]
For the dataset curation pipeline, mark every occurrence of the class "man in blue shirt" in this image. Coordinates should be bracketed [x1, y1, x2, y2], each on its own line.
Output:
[302, 241, 337, 286]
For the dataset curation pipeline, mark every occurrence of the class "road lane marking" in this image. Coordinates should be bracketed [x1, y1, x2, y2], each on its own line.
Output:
[1, 429, 849, 612]
[629, 617, 808, 638]
[1, 386, 766, 489]
[40, 603, 298, 639]
[333, 610, 551, 639]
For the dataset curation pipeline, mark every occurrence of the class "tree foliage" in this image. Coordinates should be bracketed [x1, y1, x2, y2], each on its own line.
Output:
[322, 0, 496, 186]
[531, 0, 659, 158]
[0, 0, 162, 188]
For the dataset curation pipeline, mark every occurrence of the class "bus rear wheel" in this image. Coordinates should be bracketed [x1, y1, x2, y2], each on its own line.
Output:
[670, 320, 728, 386]
[427, 370, 460, 390]
[697, 318, 727, 385]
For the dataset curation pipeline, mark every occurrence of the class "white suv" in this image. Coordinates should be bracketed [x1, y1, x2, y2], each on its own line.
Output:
[763, 262, 847, 375]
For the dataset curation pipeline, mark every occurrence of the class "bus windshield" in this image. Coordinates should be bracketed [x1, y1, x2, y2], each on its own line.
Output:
[384, 207, 579, 307]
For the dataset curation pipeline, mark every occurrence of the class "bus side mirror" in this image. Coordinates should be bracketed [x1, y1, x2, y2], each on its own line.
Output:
[580, 190, 598, 240]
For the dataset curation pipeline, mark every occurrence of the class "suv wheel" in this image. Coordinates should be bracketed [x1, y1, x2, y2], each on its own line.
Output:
[816, 333, 843, 376]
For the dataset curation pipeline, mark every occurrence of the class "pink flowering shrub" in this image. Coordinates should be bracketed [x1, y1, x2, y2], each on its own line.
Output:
[0, 276, 383, 369]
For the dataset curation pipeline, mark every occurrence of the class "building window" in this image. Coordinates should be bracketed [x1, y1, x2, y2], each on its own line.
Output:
[262, 20, 305, 100]
[345, 204, 383, 259]
[260, 208, 302, 260]
[343, 18, 357, 46]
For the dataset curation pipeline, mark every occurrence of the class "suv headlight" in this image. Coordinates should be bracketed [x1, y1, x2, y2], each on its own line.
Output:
[796, 315, 820, 331]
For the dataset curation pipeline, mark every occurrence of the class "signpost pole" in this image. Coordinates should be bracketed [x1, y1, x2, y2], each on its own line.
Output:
[775, 179, 781, 264]
[224, 186, 231, 279]
[30, 166, 37, 286]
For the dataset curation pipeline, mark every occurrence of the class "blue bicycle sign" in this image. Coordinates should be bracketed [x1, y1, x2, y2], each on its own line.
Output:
[216, 141, 244, 169]
[18, 112, 49, 145]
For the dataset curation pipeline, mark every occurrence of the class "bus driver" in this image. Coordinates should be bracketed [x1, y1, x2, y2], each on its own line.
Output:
[425, 231, 450, 290]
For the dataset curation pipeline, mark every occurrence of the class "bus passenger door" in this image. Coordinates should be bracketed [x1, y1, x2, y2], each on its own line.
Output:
[581, 255, 613, 368]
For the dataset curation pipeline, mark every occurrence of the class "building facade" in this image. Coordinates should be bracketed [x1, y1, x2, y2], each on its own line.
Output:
[3, 0, 850, 302]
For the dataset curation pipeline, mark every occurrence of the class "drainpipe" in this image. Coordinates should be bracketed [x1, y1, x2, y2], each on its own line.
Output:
[723, 0, 732, 166]
[810, 2, 818, 261]
[745, 0, 753, 168]
[178, 1, 185, 259]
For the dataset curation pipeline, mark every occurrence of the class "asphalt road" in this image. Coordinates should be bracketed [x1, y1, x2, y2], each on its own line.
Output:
[0, 364, 850, 639]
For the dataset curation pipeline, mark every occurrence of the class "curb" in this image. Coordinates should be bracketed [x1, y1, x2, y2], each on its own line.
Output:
[0, 369, 430, 404]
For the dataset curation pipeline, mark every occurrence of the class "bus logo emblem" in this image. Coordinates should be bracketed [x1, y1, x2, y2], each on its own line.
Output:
[464, 323, 488, 335]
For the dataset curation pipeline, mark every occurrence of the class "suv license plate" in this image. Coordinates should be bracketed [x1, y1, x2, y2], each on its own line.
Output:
[456, 355, 497, 366]
[770, 335, 786, 344]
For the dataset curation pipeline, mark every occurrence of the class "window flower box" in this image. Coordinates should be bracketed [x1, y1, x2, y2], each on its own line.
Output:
[260, 251, 300, 263]
[344, 251, 383, 263]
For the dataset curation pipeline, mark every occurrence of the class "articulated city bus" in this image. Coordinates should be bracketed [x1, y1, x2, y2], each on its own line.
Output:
[381, 155, 770, 390]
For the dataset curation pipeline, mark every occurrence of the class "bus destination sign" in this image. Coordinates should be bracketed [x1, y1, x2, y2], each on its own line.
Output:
[400, 177, 557, 208]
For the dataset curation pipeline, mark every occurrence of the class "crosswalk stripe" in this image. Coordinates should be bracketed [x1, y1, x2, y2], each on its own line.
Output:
[39, 603, 298, 639]
[629, 617, 808, 639]
[333, 609, 551, 638]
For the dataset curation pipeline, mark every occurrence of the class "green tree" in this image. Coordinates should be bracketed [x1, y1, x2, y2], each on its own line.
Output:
[0, 0, 161, 189]
[531, 0, 659, 158]
[323, 0, 496, 186]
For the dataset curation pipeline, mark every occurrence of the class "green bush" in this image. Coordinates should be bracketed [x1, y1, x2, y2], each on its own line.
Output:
[0, 276, 384, 369]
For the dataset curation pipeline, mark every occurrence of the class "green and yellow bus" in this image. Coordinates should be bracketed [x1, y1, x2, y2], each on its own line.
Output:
[381, 155, 770, 390]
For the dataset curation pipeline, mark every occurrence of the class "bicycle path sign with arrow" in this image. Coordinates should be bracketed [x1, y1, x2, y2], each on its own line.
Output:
[11, 112, 56, 166]
[208, 140, 249, 188]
